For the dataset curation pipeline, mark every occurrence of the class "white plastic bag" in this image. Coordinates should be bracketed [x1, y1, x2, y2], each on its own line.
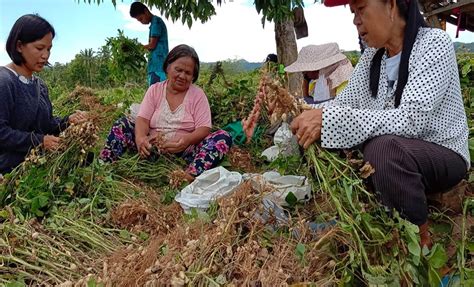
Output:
[175, 166, 243, 213]
[261, 122, 299, 161]
[244, 171, 311, 207]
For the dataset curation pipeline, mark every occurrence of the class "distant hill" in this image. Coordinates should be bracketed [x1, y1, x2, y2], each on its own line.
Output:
[201, 43, 473, 74]
[454, 42, 474, 52]
[232, 59, 263, 71]
[202, 59, 262, 73]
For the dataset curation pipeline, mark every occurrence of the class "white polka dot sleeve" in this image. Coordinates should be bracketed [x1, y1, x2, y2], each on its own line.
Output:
[320, 28, 470, 167]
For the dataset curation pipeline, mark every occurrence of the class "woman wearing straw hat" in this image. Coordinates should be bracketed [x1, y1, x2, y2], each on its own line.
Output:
[291, 0, 469, 248]
[285, 43, 354, 104]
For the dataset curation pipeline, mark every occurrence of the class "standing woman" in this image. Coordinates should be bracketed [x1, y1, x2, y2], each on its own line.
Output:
[291, 0, 469, 247]
[0, 14, 87, 174]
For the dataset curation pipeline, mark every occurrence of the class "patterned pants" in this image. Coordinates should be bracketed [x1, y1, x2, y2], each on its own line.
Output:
[100, 117, 233, 176]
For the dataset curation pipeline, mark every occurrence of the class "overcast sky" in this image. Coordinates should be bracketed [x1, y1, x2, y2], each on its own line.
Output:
[1, 0, 473, 65]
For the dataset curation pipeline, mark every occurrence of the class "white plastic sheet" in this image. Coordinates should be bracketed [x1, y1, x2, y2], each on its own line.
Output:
[175, 166, 243, 213]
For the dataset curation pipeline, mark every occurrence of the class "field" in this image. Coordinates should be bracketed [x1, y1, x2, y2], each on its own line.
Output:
[0, 41, 473, 286]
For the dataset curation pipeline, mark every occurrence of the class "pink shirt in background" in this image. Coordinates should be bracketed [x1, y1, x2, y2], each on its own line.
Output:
[137, 80, 212, 142]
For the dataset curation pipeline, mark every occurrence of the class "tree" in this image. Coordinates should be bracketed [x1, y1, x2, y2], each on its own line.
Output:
[85, 0, 309, 96]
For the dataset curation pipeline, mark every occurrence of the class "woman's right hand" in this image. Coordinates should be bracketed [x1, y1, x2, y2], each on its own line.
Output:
[290, 108, 323, 149]
[69, 110, 88, 125]
[135, 136, 152, 158]
[43, 135, 60, 151]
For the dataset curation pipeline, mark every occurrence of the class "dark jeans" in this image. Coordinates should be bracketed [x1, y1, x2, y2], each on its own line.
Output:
[363, 135, 467, 225]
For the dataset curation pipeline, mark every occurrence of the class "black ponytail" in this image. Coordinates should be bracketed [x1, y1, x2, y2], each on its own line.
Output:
[369, 0, 428, 107]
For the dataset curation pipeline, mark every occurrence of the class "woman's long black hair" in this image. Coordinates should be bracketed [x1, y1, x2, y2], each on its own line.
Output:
[369, 0, 428, 107]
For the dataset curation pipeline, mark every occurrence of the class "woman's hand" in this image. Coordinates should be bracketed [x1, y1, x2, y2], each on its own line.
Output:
[43, 135, 60, 151]
[290, 108, 323, 149]
[69, 110, 88, 125]
[135, 135, 152, 158]
[162, 137, 189, 154]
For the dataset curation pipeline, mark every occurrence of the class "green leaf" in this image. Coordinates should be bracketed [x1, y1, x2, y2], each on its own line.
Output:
[469, 139, 474, 162]
[6, 280, 26, 287]
[0, 209, 9, 219]
[87, 277, 104, 287]
[31, 194, 49, 216]
[78, 198, 92, 205]
[139, 231, 150, 241]
[119, 229, 131, 240]
[295, 243, 305, 262]
[405, 262, 421, 285]
[466, 241, 474, 252]
[427, 266, 442, 287]
[426, 244, 448, 269]
[342, 180, 356, 211]
[285, 192, 298, 207]
[407, 241, 421, 266]
[215, 274, 227, 285]
[431, 222, 452, 235]
[462, 63, 472, 77]
[219, 159, 231, 167]
[160, 244, 169, 255]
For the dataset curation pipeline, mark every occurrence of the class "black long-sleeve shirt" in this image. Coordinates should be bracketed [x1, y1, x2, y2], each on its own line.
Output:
[0, 67, 68, 174]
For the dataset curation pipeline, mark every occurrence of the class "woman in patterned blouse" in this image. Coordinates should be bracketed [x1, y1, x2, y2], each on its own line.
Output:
[291, 0, 469, 248]
[100, 45, 232, 182]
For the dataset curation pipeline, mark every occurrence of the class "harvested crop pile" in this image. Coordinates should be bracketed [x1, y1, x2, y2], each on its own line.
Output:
[93, 181, 340, 286]
[168, 169, 189, 189]
[1, 120, 100, 216]
[110, 200, 182, 235]
[227, 146, 256, 172]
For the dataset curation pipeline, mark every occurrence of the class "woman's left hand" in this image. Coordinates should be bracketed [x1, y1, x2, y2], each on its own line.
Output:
[69, 110, 88, 125]
[162, 137, 189, 154]
[290, 108, 323, 149]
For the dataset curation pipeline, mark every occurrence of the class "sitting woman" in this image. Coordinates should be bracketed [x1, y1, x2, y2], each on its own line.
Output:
[285, 43, 354, 104]
[100, 44, 232, 180]
[0, 14, 87, 174]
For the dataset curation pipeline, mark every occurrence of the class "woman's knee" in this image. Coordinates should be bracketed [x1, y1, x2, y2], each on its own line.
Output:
[363, 135, 404, 167]
[362, 135, 414, 192]
[115, 116, 134, 128]
[210, 130, 233, 147]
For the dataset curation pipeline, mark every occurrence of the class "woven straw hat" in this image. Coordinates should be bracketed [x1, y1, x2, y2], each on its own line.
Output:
[285, 43, 347, 73]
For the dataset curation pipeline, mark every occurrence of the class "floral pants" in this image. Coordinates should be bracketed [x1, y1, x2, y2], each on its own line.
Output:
[100, 117, 233, 176]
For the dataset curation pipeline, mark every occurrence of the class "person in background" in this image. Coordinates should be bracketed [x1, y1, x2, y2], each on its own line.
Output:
[291, 0, 469, 248]
[265, 53, 278, 63]
[130, 1, 169, 86]
[285, 43, 354, 104]
[100, 44, 233, 181]
[0, 14, 88, 174]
